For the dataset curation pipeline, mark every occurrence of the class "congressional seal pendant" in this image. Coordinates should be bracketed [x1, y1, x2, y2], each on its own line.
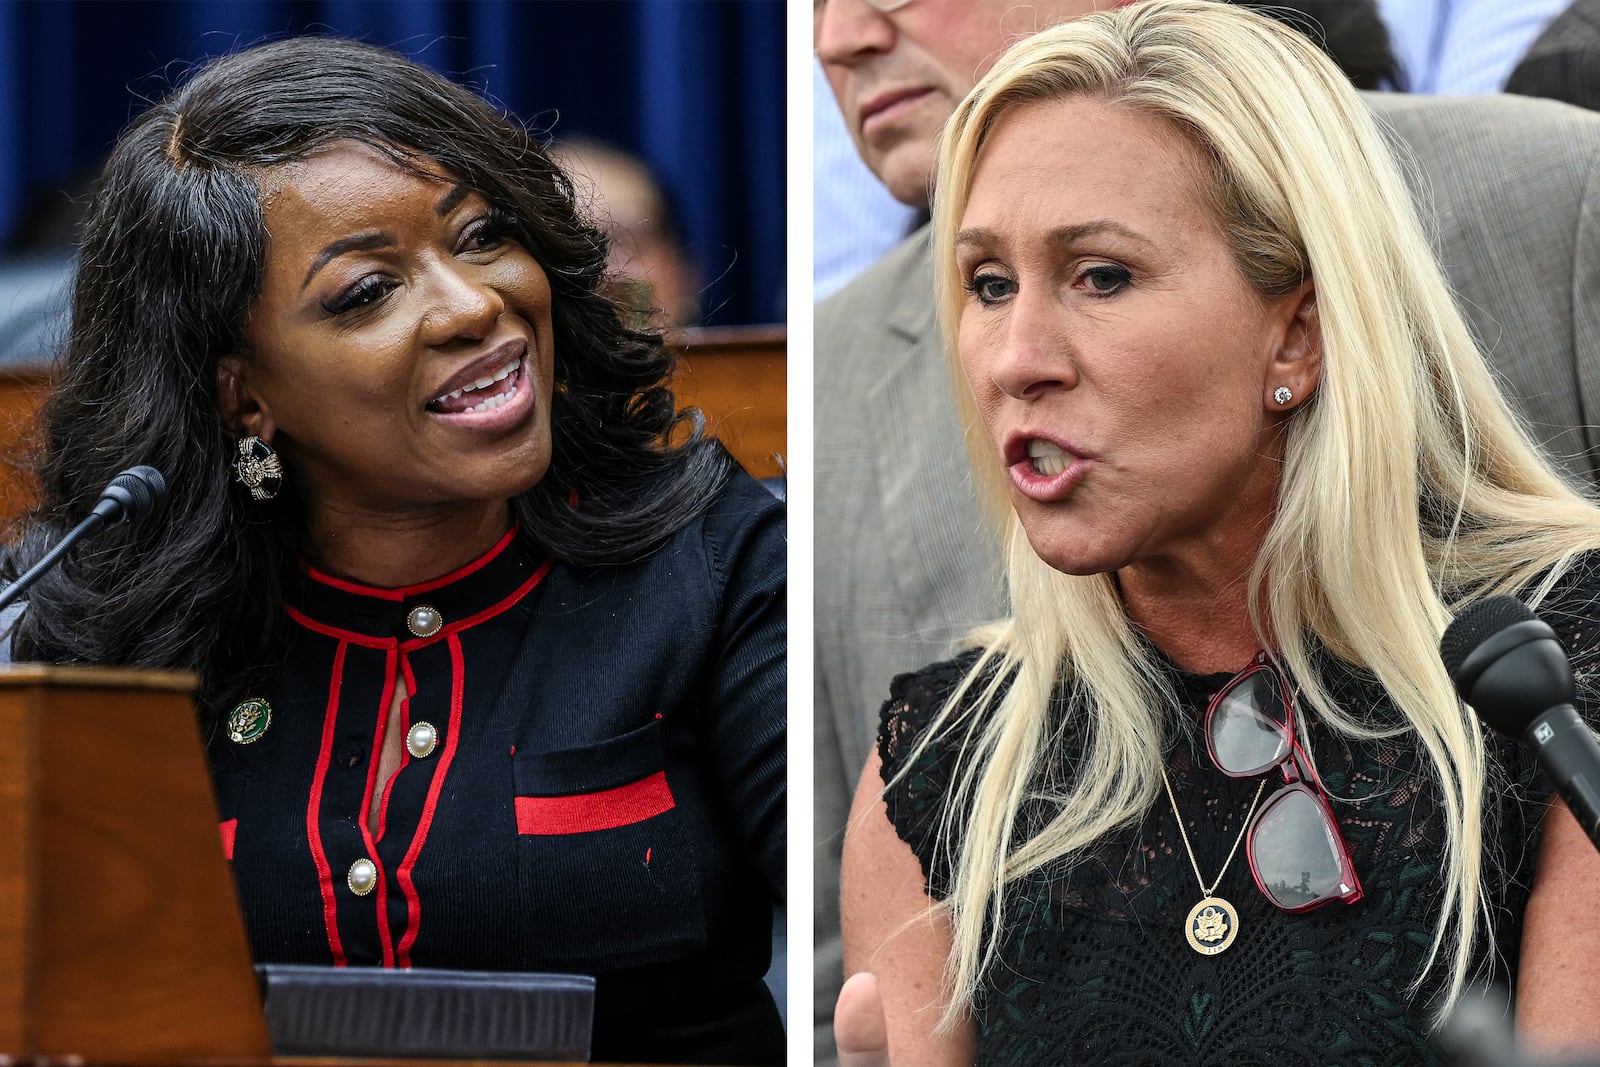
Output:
[1185, 895, 1239, 955]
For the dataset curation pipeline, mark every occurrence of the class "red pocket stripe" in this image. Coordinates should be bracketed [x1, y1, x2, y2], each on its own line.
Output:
[219, 818, 237, 861]
[515, 771, 676, 835]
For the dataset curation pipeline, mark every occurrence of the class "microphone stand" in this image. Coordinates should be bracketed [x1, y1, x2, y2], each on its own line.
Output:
[0, 511, 114, 616]
[0, 465, 167, 616]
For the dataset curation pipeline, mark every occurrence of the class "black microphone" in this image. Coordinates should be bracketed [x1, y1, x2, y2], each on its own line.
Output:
[1441, 595, 1600, 853]
[0, 465, 168, 616]
[89, 465, 166, 525]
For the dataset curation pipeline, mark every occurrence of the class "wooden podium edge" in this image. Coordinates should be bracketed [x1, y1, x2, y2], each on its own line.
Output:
[0, 663, 198, 690]
[0, 666, 271, 1059]
[0, 681, 40, 1049]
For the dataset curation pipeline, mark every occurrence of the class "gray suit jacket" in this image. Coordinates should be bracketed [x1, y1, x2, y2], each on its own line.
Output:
[812, 222, 1002, 1064]
[812, 90, 1600, 1063]
[1506, 0, 1600, 112]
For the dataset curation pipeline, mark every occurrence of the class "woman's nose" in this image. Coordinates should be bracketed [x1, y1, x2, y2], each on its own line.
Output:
[984, 299, 1077, 401]
[421, 260, 504, 345]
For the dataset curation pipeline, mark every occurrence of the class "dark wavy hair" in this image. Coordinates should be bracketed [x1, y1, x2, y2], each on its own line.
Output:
[4, 36, 732, 723]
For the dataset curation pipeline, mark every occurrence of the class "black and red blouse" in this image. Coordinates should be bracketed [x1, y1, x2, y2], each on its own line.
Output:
[206, 472, 786, 1064]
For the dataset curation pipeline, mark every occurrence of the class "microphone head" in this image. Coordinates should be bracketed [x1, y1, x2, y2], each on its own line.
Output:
[95, 465, 168, 525]
[1440, 595, 1533, 679]
[1441, 595, 1574, 737]
[117, 465, 167, 514]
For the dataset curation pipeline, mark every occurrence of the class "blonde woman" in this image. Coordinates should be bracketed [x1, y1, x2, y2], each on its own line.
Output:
[837, 1, 1600, 1063]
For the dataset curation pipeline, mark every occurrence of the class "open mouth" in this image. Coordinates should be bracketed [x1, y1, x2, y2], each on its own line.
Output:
[427, 356, 523, 415]
[1026, 438, 1072, 477]
[1007, 435, 1090, 503]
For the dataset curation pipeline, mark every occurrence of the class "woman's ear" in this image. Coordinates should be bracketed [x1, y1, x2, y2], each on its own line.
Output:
[1266, 279, 1321, 412]
[217, 356, 276, 440]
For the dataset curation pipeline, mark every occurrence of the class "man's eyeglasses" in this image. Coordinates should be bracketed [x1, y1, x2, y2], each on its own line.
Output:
[1204, 653, 1364, 913]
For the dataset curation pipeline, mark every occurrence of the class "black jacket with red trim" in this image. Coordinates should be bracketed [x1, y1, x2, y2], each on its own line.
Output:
[206, 470, 786, 1065]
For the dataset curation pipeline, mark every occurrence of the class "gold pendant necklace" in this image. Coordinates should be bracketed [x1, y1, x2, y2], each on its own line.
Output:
[1161, 767, 1265, 956]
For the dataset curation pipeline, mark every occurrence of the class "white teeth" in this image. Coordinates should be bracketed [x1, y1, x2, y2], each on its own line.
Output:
[1026, 439, 1066, 459]
[1033, 455, 1069, 476]
[432, 357, 522, 406]
[468, 393, 510, 413]
[1025, 438, 1070, 477]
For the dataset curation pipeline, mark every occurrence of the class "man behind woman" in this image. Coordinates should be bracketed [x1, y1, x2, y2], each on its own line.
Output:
[838, 1, 1600, 1062]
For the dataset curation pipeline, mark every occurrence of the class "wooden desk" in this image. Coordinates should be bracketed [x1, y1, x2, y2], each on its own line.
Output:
[0, 365, 46, 521]
[672, 325, 786, 481]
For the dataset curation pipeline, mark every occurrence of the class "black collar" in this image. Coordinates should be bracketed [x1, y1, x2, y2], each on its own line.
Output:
[284, 527, 551, 646]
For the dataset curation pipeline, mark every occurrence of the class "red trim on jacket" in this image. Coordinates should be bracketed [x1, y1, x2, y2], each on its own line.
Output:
[393, 632, 467, 968]
[307, 641, 350, 966]
[304, 526, 519, 599]
[359, 647, 398, 968]
[449, 559, 554, 630]
[219, 818, 237, 861]
[396, 561, 555, 651]
[285, 604, 395, 649]
[515, 772, 677, 835]
[287, 556, 552, 649]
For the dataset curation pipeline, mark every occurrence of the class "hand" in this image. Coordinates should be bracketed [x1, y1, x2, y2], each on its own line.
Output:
[836, 971, 891, 1067]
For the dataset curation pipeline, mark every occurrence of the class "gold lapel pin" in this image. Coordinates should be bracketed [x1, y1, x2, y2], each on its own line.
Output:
[227, 697, 272, 745]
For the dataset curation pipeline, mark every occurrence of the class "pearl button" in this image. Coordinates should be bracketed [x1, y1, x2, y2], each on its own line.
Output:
[406, 604, 443, 637]
[406, 721, 438, 759]
[347, 858, 377, 896]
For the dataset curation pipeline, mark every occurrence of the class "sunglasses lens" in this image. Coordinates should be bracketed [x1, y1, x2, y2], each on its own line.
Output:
[1251, 787, 1352, 910]
[1209, 670, 1289, 775]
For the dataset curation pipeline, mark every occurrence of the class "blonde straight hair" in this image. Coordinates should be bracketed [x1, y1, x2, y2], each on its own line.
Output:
[916, 0, 1600, 1029]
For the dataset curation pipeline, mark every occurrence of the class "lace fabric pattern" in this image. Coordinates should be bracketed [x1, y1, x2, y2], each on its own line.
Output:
[877, 558, 1600, 1067]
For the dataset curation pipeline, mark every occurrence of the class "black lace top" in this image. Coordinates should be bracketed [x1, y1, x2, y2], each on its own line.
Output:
[879, 557, 1600, 1067]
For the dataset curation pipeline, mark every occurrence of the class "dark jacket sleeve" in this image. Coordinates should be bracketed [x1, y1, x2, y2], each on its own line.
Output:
[699, 472, 787, 899]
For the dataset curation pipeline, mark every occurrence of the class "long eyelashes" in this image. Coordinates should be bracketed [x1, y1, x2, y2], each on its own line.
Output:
[323, 275, 395, 315]
[459, 207, 519, 252]
[965, 272, 1016, 307]
[320, 207, 519, 317]
[963, 263, 1132, 307]
[1080, 265, 1131, 295]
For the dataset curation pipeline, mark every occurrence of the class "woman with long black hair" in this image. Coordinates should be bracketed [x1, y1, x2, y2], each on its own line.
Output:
[4, 36, 784, 1065]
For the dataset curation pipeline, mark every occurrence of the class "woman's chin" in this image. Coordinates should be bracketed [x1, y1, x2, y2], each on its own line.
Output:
[440, 436, 553, 506]
[1024, 534, 1127, 579]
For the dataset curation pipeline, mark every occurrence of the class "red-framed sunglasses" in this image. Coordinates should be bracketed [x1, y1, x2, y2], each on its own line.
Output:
[1204, 652, 1364, 913]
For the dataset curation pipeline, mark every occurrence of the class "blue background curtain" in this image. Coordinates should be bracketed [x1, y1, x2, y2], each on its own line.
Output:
[0, 0, 785, 325]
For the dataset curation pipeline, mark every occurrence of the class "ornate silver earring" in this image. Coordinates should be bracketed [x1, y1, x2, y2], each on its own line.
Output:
[1273, 386, 1294, 406]
[233, 436, 284, 501]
